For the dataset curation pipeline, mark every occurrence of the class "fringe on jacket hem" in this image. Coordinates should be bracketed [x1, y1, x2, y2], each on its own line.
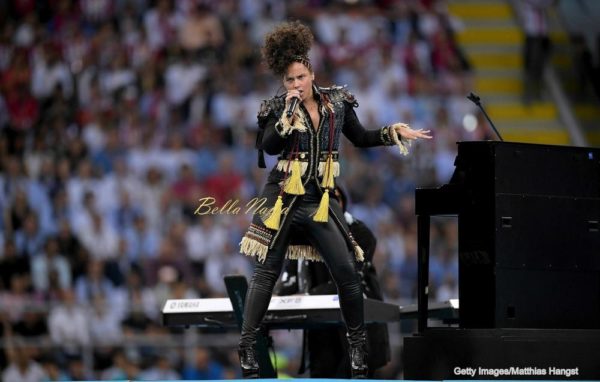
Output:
[239, 237, 364, 263]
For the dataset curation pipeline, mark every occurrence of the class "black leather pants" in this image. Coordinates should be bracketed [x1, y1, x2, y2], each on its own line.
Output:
[240, 181, 365, 348]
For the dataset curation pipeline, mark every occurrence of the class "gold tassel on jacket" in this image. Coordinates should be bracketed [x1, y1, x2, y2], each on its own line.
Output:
[264, 195, 283, 230]
[320, 154, 335, 189]
[354, 245, 365, 262]
[313, 189, 330, 222]
[283, 159, 305, 195]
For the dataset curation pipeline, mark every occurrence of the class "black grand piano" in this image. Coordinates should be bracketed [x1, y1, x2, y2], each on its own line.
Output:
[407, 141, 600, 379]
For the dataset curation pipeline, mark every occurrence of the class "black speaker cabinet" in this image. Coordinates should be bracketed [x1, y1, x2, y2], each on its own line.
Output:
[454, 142, 600, 328]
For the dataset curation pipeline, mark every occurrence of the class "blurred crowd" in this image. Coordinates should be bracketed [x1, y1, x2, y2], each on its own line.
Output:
[0, 0, 482, 379]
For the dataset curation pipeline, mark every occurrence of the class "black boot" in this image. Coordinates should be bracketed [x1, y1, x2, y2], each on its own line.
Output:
[349, 344, 368, 378]
[348, 330, 368, 379]
[238, 346, 260, 379]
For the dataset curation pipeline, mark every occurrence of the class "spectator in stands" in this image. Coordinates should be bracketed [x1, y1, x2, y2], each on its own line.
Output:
[121, 268, 159, 322]
[88, 294, 123, 371]
[30, 237, 71, 294]
[178, 4, 225, 58]
[47, 288, 90, 358]
[100, 349, 139, 381]
[1, 342, 47, 382]
[143, 0, 178, 53]
[76, 211, 119, 261]
[205, 241, 253, 296]
[0, 273, 39, 324]
[0, 240, 29, 291]
[201, 151, 244, 206]
[40, 353, 70, 381]
[138, 355, 180, 381]
[14, 213, 46, 258]
[74, 259, 121, 308]
[12, 306, 48, 339]
[31, 42, 73, 101]
[88, 294, 123, 347]
[145, 238, 192, 288]
[136, 166, 168, 231]
[123, 214, 161, 266]
[517, 0, 553, 103]
[5, 83, 39, 132]
[65, 355, 94, 381]
[4, 184, 34, 233]
[54, 219, 84, 278]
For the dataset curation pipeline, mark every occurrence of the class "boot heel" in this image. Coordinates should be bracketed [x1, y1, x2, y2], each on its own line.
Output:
[347, 330, 369, 379]
[350, 344, 368, 379]
[242, 369, 260, 379]
[238, 347, 260, 379]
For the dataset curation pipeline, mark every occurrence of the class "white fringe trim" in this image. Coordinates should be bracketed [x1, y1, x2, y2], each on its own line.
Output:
[280, 110, 308, 135]
[240, 238, 365, 263]
[276, 160, 340, 178]
[390, 124, 411, 156]
[354, 245, 365, 262]
[277, 160, 309, 175]
[240, 237, 269, 263]
[286, 245, 324, 262]
[318, 161, 340, 177]
[286, 244, 363, 262]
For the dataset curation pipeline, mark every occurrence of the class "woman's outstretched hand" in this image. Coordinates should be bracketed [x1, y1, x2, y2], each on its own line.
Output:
[393, 123, 432, 141]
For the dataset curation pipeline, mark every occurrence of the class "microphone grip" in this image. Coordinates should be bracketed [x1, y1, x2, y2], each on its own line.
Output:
[286, 97, 299, 119]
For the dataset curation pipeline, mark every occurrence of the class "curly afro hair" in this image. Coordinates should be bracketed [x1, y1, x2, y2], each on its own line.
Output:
[262, 21, 314, 76]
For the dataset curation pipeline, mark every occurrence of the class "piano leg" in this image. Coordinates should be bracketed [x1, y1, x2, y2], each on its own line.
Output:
[417, 214, 430, 333]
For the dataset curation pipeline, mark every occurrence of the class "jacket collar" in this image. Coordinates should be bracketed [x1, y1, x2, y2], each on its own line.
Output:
[312, 84, 322, 101]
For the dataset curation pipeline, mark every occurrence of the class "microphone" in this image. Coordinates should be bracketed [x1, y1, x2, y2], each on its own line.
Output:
[466, 92, 504, 142]
[466, 92, 480, 104]
[286, 96, 300, 119]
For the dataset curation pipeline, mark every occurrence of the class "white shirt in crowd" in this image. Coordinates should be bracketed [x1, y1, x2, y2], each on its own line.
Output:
[2, 361, 47, 382]
[48, 303, 91, 351]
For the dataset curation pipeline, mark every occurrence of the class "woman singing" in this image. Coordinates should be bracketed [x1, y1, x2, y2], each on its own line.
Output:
[238, 21, 431, 379]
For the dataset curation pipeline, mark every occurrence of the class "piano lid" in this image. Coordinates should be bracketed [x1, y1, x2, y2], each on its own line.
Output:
[416, 141, 600, 216]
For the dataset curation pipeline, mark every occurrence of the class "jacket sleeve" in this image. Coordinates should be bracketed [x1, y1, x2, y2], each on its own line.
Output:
[259, 113, 291, 155]
[341, 102, 396, 148]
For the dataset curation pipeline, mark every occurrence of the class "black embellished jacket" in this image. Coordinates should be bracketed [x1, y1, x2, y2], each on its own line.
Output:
[239, 85, 405, 263]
